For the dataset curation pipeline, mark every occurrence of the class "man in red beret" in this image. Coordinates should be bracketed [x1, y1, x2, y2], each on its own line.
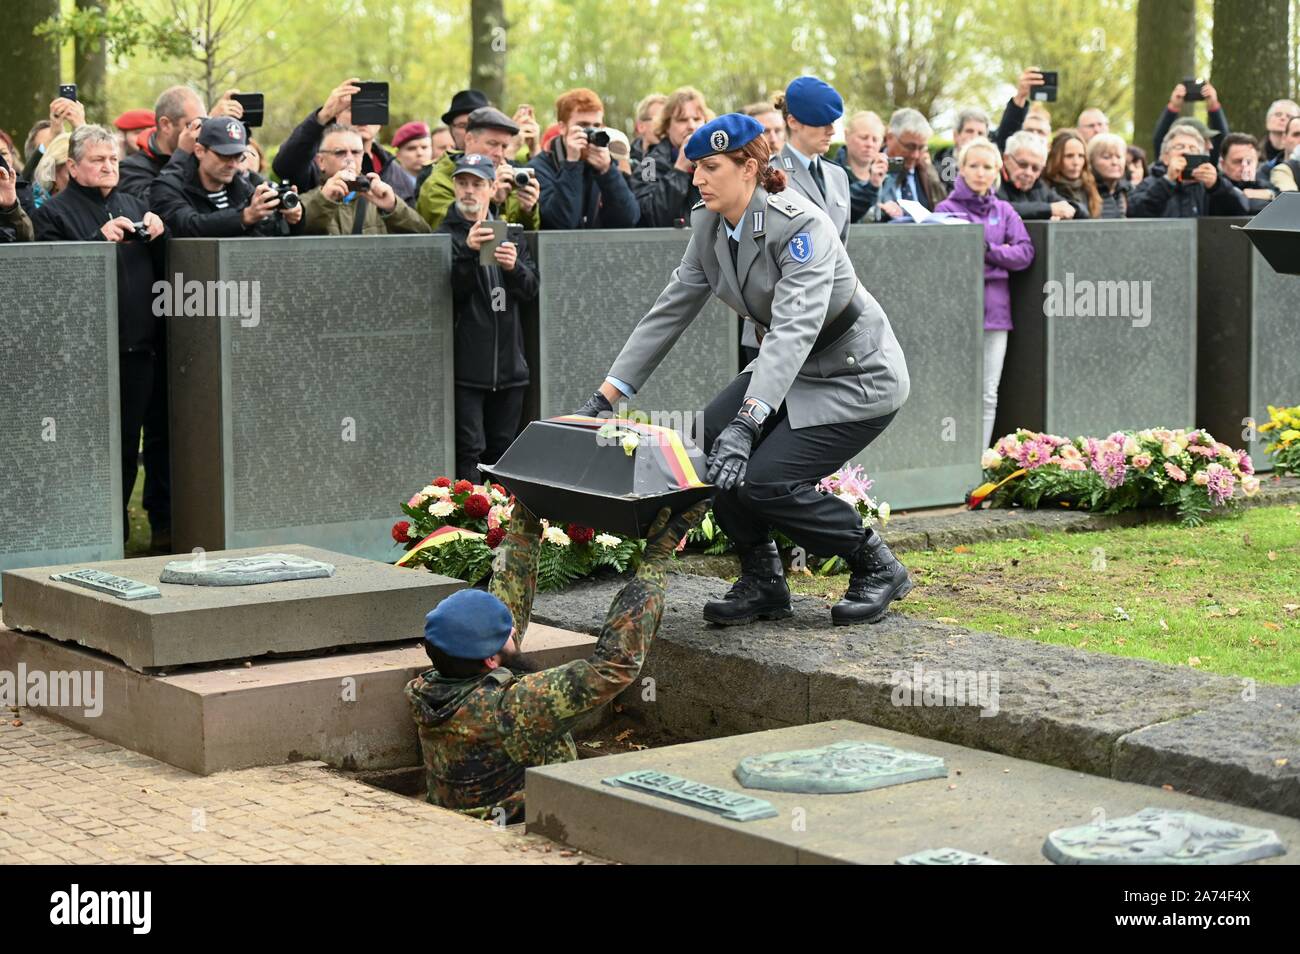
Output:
[382, 121, 432, 205]
[114, 108, 155, 158]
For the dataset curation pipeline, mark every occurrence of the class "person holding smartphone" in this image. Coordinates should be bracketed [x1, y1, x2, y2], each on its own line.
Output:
[0, 137, 34, 241]
[1129, 125, 1249, 218]
[439, 154, 539, 482]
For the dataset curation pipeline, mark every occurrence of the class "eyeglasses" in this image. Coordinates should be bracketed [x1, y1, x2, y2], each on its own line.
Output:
[320, 148, 363, 158]
[1006, 154, 1043, 174]
[895, 139, 928, 154]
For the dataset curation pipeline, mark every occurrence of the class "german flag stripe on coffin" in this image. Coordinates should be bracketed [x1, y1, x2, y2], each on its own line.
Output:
[549, 415, 707, 489]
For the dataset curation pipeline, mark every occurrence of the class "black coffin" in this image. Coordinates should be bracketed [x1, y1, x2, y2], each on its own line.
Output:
[480, 416, 714, 538]
[1234, 192, 1300, 274]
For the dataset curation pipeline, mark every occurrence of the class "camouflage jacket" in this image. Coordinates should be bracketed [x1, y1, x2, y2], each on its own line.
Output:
[405, 511, 669, 823]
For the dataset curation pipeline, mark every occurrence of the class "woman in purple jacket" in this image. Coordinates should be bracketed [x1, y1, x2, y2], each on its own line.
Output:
[935, 137, 1036, 450]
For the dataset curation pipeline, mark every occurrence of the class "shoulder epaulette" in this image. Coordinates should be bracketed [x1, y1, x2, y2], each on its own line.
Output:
[768, 193, 801, 217]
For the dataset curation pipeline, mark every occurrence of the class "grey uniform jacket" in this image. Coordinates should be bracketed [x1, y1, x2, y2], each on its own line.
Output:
[776, 143, 852, 243]
[606, 186, 909, 431]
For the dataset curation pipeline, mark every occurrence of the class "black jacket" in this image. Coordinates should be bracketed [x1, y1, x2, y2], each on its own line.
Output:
[1153, 106, 1230, 164]
[271, 108, 393, 192]
[996, 176, 1085, 220]
[1224, 174, 1275, 215]
[529, 135, 640, 229]
[117, 132, 172, 200]
[633, 138, 698, 228]
[1097, 178, 1132, 219]
[150, 149, 301, 237]
[1128, 163, 1250, 218]
[440, 203, 539, 390]
[32, 179, 166, 353]
[993, 96, 1028, 152]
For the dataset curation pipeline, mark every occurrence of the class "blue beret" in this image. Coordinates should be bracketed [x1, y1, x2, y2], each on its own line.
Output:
[785, 76, 844, 127]
[424, 589, 513, 660]
[684, 113, 765, 162]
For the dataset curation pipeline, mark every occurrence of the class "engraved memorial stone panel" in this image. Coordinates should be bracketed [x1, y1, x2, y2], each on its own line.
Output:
[1196, 217, 1300, 472]
[49, 568, 160, 600]
[1043, 807, 1286, 865]
[845, 224, 986, 508]
[534, 230, 738, 429]
[896, 848, 1007, 865]
[999, 220, 1197, 441]
[602, 769, 778, 822]
[167, 236, 454, 561]
[0, 243, 122, 597]
[735, 739, 947, 793]
[159, 552, 335, 585]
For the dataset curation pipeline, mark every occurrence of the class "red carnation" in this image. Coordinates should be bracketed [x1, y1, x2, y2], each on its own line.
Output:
[433, 477, 452, 488]
[464, 493, 492, 519]
[566, 523, 595, 545]
[453, 479, 474, 495]
[391, 520, 411, 543]
[486, 527, 506, 549]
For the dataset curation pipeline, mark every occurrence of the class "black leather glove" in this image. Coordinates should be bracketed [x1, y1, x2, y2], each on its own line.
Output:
[705, 415, 760, 490]
[574, 389, 613, 418]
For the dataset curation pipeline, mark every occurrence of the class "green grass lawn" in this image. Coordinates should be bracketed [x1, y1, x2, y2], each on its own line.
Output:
[124, 464, 153, 557]
[788, 504, 1300, 684]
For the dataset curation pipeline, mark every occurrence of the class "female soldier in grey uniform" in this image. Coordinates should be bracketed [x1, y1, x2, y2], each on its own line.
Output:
[576, 113, 912, 627]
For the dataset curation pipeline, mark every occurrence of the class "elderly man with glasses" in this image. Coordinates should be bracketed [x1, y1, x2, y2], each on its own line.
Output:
[869, 108, 949, 221]
[300, 124, 430, 235]
[996, 130, 1083, 220]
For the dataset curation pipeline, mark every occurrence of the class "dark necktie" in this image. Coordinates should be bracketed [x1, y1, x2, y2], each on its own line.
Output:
[810, 157, 827, 200]
[728, 235, 740, 271]
[900, 172, 915, 203]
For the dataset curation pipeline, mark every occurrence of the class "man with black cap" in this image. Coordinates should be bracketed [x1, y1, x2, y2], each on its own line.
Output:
[406, 501, 707, 823]
[417, 106, 541, 231]
[444, 89, 491, 151]
[441, 153, 539, 481]
[151, 116, 305, 237]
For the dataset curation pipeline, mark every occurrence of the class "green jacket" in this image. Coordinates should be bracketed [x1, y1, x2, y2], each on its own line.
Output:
[1, 200, 33, 241]
[300, 188, 430, 235]
[405, 509, 670, 823]
[416, 148, 542, 231]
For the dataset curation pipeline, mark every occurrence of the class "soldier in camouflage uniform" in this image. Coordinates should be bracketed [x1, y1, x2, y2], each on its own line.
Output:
[405, 500, 708, 823]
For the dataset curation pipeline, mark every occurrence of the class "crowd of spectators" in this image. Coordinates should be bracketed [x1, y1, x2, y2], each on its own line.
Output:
[2, 68, 1297, 538]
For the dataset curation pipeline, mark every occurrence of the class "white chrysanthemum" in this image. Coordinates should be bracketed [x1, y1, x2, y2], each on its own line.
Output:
[430, 485, 451, 499]
[980, 448, 1002, 469]
[878, 502, 891, 525]
[544, 526, 571, 547]
[428, 499, 455, 517]
[419, 484, 437, 497]
[406, 524, 421, 540]
[595, 532, 620, 548]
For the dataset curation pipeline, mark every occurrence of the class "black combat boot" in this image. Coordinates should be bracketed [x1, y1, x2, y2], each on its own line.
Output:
[831, 530, 913, 625]
[702, 540, 793, 625]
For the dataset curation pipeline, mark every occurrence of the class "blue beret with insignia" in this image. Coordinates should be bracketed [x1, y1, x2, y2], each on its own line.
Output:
[684, 113, 765, 162]
[424, 588, 514, 660]
[785, 76, 844, 127]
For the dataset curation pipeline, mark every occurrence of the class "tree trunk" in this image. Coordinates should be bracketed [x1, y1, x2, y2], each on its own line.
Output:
[1134, 0, 1196, 155]
[74, 0, 108, 117]
[470, 0, 507, 106]
[1, 0, 61, 152]
[1212, 0, 1291, 142]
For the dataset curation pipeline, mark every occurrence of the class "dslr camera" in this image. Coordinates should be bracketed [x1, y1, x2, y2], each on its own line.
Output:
[266, 182, 301, 211]
[582, 126, 611, 148]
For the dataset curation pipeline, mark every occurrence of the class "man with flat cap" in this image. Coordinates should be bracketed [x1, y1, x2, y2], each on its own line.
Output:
[576, 113, 913, 629]
[406, 501, 706, 823]
[417, 106, 541, 231]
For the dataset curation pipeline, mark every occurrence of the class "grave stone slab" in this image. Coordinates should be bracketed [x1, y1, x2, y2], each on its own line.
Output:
[1, 544, 460, 671]
[0, 242, 122, 598]
[526, 720, 1300, 865]
[845, 224, 986, 508]
[166, 236, 455, 561]
[1043, 807, 1286, 865]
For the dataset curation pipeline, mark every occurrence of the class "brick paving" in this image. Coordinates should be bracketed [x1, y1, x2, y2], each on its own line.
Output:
[0, 711, 598, 865]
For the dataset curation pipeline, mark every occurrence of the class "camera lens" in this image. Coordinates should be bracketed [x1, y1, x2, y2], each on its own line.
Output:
[279, 190, 301, 211]
[584, 128, 610, 148]
[513, 171, 532, 186]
